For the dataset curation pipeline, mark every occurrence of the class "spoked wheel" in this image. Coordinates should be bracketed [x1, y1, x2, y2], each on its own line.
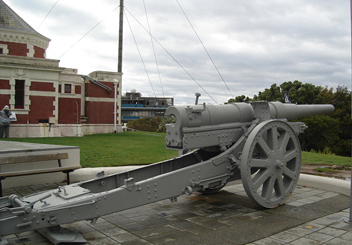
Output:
[241, 120, 301, 208]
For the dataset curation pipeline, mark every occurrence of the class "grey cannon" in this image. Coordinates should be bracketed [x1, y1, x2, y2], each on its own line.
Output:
[0, 101, 333, 244]
[165, 101, 334, 207]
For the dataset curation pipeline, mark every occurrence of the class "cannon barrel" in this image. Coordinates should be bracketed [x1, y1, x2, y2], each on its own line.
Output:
[268, 102, 335, 120]
[165, 101, 334, 150]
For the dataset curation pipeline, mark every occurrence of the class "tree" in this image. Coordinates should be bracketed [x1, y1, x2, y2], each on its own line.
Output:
[320, 85, 351, 156]
[227, 95, 251, 103]
[253, 82, 351, 157]
[253, 80, 323, 104]
[298, 115, 339, 153]
[253, 83, 282, 102]
[127, 117, 165, 132]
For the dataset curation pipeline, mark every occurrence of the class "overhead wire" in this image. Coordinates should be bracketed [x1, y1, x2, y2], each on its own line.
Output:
[175, 0, 234, 99]
[53, 2, 218, 104]
[37, 0, 60, 30]
[59, 4, 120, 59]
[124, 7, 218, 104]
[143, 0, 165, 98]
[125, 12, 157, 98]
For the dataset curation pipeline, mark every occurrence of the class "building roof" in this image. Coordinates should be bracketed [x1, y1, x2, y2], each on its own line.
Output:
[0, 0, 49, 41]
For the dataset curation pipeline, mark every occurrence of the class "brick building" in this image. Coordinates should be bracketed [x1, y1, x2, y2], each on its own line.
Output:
[0, 0, 122, 137]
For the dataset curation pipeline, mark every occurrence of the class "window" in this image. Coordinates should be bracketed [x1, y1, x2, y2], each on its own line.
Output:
[0, 48, 3, 54]
[64, 84, 72, 93]
[15, 80, 25, 109]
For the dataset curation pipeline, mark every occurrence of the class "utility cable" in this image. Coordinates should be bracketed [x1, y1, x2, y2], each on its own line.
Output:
[175, 0, 234, 99]
[37, 0, 60, 30]
[124, 7, 218, 104]
[125, 12, 157, 98]
[143, 0, 165, 98]
[59, 4, 120, 59]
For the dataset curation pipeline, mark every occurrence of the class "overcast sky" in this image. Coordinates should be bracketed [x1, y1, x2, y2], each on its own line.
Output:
[4, 0, 351, 105]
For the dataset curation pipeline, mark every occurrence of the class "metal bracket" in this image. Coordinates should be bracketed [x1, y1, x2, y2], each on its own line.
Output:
[123, 178, 135, 191]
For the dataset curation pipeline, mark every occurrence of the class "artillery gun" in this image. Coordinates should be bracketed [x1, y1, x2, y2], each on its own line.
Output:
[0, 100, 333, 244]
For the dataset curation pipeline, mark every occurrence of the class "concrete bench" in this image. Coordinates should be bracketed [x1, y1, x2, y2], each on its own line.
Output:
[0, 153, 81, 196]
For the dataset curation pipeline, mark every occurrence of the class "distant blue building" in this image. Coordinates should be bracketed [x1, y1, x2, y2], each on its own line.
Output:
[121, 90, 174, 123]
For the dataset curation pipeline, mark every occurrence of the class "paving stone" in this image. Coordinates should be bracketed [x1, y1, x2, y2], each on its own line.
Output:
[165, 230, 197, 240]
[89, 221, 117, 230]
[293, 192, 314, 198]
[288, 236, 318, 245]
[106, 216, 135, 226]
[112, 232, 141, 243]
[313, 214, 346, 226]
[317, 192, 339, 198]
[318, 227, 347, 237]
[118, 222, 146, 231]
[329, 220, 352, 231]
[252, 237, 285, 245]
[185, 224, 213, 235]
[338, 231, 352, 240]
[305, 231, 335, 243]
[285, 200, 306, 207]
[143, 233, 176, 244]
[285, 226, 315, 236]
[269, 231, 301, 243]
[152, 224, 180, 234]
[23, 240, 52, 245]
[120, 238, 152, 245]
[172, 220, 197, 229]
[298, 222, 326, 232]
[132, 227, 161, 238]
[325, 237, 352, 245]
[87, 237, 121, 245]
[82, 230, 106, 241]
[101, 227, 128, 239]
[305, 196, 325, 202]
[168, 212, 198, 221]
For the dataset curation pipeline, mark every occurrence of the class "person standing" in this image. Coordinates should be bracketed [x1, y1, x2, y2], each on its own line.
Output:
[0, 105, 12, 138]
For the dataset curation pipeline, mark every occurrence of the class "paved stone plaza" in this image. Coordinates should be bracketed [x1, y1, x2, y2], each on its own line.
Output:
[2, 180, 352, 245]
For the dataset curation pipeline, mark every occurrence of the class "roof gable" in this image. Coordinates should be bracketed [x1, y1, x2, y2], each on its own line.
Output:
[0, 0, 49, 41]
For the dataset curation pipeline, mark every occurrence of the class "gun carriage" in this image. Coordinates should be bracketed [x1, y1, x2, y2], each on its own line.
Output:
[0, 100, 334, 244]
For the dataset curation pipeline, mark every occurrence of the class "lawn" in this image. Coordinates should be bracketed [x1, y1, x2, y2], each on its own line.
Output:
[1, 132, 350, 168]
[302, 151, 351, 167]
[1, 132, 178, 168]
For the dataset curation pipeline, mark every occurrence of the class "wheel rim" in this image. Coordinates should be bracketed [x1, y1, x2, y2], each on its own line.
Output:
[241, 120, 301, 208]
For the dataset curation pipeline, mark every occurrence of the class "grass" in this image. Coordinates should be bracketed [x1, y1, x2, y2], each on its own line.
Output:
[315, 167, 336, 173]
[0, 132, 178, 168]
[1, 132, 350, 168]
[302, 151, 351, 167]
